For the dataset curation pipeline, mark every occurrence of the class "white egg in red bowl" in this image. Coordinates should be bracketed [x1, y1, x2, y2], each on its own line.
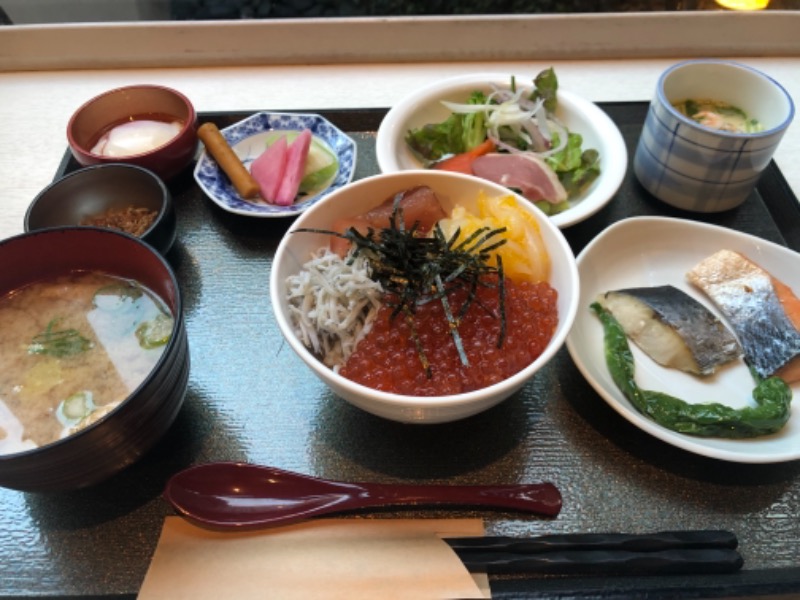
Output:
[375, 71, 627, 229]
[270, 170, 579, 424]
[67, 84, 198, 182]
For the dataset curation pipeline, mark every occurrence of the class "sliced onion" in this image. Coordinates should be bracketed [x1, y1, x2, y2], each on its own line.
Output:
[535, 104, 552, 140]
[522, 120, 550, 152]
[538, 118, 569, 157]
[440, 100, 494, 114]
[439, 83, 568, 158]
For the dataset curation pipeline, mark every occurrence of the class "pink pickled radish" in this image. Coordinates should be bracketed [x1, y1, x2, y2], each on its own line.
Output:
[250, 135, 288, 203]
[274, 129, 312, 206]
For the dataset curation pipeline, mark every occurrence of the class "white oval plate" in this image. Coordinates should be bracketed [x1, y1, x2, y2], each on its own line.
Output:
[194, 112, 357, 218]
[565, 216, 800, 463]
[376, 73, 627, 229]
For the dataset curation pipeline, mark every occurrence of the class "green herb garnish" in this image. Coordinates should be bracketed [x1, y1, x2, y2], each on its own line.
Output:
[57, 391, 95, 425]
[29, 318, 93, 358]
[135, 313, 174, 349]
[297, 194, 508, 377]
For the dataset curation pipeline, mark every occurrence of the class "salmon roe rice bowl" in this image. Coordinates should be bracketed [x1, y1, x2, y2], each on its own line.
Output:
[283, 182, 559, 397]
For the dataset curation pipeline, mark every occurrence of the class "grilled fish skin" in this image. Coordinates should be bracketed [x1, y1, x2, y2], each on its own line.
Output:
[597, 285, 742, 376]
[687, 249, 800, 382]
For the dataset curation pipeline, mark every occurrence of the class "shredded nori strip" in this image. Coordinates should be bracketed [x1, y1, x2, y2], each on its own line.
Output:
[496, 254, 507, 348]
[295, 193, 508, 377]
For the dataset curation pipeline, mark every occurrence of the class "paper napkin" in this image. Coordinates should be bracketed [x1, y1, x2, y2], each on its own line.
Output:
[138, 517, 490, 599]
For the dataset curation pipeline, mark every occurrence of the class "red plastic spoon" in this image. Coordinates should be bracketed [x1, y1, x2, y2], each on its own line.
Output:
[164, 462, 562, 530]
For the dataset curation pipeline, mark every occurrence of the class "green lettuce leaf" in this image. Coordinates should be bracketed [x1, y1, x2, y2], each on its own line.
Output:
[532, 67, 558, 113]
[405, 91, 487, 162]
[546, 132, 600, 197]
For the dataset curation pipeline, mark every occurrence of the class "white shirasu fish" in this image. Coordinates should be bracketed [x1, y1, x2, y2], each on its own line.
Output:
[285, 248, 383, 370]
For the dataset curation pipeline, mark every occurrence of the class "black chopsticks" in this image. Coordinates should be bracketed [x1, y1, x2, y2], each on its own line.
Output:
[446, 530, 743, 575]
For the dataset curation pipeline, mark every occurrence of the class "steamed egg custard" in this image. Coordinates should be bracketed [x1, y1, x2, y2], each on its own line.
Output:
[287, 187, 559, 396]
[0, 273, 174, 455]
[672, 99, 763, 134]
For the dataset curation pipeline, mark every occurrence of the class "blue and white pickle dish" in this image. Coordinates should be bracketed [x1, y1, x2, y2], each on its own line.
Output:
[193, 112, 357, 218]
[634, 59, 795, 213]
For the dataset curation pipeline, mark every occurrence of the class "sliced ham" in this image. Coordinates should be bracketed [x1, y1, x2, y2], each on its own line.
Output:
[250, 135, 288, 203]
[274, 129, 313, 206]
[472, 152, 568, 204]
[330, 186, 447, 257]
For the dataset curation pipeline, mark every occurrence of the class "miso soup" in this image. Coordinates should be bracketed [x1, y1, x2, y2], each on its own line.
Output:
[0, 271, 174, 455]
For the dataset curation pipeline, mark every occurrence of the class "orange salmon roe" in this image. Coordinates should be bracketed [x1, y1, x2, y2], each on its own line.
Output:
[339, 278, 558, 396]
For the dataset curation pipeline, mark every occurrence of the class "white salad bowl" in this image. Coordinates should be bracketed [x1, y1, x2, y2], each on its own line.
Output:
[194, 111, 357, 218]
[270, 170, 579, 424]
[376, 73, 627, 229]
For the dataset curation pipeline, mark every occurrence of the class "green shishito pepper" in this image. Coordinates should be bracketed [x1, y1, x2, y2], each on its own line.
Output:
[590, 302, 792, 438]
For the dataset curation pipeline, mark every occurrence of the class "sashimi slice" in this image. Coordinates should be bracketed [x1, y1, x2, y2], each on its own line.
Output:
[250, 135, 288, 203]
[687, 249, 800, 383]
[353, 186, 448, 233]
[329, 186, 448, 257]
[274, 129, 312, 206]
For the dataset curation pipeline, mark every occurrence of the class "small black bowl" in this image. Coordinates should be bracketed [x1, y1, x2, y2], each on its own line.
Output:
[25, 163, 177, 255]
[0, 227, 189, 492]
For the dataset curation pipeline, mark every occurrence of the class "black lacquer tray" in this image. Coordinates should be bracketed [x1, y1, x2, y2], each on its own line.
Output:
[2, 103, 800, 600]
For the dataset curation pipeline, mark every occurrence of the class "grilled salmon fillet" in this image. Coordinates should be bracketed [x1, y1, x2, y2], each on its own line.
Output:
[687, 249, 800, 383]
